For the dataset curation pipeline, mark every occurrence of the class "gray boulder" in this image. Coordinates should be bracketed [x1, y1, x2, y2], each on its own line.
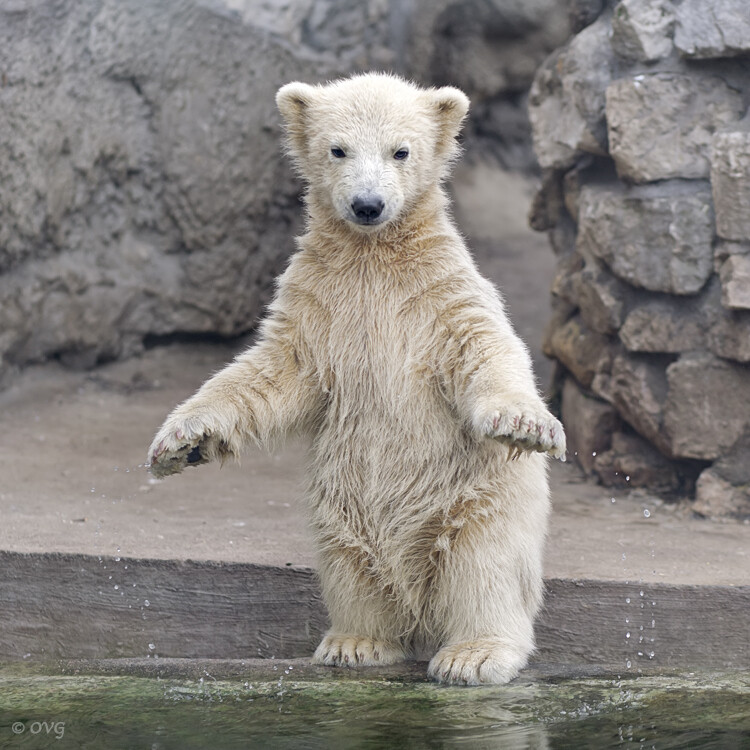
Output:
[528, 14, 614, 169]
[577, 182, 714, 295]
[711, 131, 750, 242]
[610, 0, 675, 62]
[606, 73, 744, 182]
[0, 0, 394, 382]
[674, 0, 750, 59]
[664, 353, 750, 460]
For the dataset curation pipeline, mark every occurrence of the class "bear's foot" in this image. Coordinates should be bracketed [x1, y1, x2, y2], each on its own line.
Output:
[427, 640, 528, 686]
[312, 634, 405, 667]
[481, 403, 566, 461]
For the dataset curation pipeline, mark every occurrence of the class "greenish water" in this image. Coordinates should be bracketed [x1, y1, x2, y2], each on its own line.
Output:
[0, 667, 748, 749]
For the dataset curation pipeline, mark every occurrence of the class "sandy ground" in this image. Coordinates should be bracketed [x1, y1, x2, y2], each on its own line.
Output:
[1, 164, 748, 588]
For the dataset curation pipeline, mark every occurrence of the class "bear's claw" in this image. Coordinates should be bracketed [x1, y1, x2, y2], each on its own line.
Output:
[481, 403, 566, 461]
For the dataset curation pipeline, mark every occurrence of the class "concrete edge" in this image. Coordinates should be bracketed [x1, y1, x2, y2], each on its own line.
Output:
[2, 550, 747, 669]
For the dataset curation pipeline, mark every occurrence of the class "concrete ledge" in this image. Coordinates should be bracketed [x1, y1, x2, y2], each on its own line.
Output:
[3, 551, 747, 670]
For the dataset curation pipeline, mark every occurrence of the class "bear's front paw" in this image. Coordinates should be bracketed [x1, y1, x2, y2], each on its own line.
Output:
[312, 634, 405, 667]
[428, 640, 527, 686]
[480, 403, 566, 461]
[148, 409, 227, 479]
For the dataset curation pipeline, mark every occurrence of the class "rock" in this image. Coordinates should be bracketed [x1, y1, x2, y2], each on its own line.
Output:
[561, 377, 620, 473]
[593, 431, 681, 491]
[547, 315, 613, 389]
[611, 0, 675, 62]
[718, 255, 750, 310]
[674, 0, 750, 59]
[663, 353, 750, 460]
[606, 74, 744, 182]
[711, 131, 750, 242]
[551, 252, 584, 307]
[610, 353, 671, 454]
[577, 182, 714, 295]
[694, 428, 750, 519]
[576, 262, 628, 335]
[528, 15, 614, 169]
[0, 0, 396, 379]
[528, 169, 565, 232]
[547, 212, 579, 257]
[694, 469, 750, 520]
[618, 279, 718, 353]
[708, 309, 750, 363]
[408, 0, 572, 99]
[714, 240, 750, 274]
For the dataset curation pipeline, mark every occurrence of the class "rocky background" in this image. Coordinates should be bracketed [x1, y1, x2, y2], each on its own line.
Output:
[0, 0, 568, 388]
[528, 0, 750, 518]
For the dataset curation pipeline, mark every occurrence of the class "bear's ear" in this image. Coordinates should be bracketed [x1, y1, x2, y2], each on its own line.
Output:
[276, 81, 318, 159]
[428, 86, 470, 158]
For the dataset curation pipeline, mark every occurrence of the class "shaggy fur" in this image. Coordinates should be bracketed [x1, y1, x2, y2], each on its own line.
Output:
[149, 73, 566, 685]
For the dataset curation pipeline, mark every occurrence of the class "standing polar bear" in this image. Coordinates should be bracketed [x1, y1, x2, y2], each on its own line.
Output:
[149, 73, 566, 685]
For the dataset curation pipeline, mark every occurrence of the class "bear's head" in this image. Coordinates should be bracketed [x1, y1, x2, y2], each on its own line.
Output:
[276, 73, 469, 232]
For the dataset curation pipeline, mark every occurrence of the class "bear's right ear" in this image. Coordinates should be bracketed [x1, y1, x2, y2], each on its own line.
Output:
[276, 82, 318, 159]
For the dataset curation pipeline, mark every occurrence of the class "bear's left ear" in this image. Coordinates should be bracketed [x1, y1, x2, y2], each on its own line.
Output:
[276, 81, 318, 159]
[428, 86, 470, 157]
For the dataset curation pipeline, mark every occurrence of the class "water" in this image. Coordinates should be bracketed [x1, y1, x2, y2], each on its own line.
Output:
[0, 666, 747, 749]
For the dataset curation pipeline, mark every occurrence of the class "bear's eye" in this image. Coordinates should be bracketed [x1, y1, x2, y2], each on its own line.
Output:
[331, 147, 346, 158]
[394, 148, 409, 161]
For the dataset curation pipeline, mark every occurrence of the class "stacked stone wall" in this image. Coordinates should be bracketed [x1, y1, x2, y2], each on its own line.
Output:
[529, 0, 750, 517]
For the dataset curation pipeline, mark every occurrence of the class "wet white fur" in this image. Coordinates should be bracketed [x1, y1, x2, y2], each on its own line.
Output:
[148, 73, 566, 685]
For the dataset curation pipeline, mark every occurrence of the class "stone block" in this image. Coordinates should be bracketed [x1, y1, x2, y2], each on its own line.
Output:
[606, 74, 744, 182]
[611, 0, 674, 62]
[561, 377, 620, 473]
[551, 252, 584, 307]
[610, 353, 670, 454]
[576, 262, 627, 335]
[594, 431, 680, 491]
[708, 309, 750, 363]
[547, 315, 613, 389]
[694, 470, 750, 520]
[618, 280, 718, 353]
[712, 132, 750, 241]
[694, 429, 750, 518]
[577, 183, 714, 295]
[529, 15, 614, 169]
[619, 304, 704, 354]
[663, 353, 750, 460]
[674, 0, 750, 58]
[719, 255, 750, 310]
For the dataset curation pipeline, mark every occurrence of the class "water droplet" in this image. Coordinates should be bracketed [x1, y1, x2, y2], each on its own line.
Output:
[114, 585, 119, 590]
[611, 497, 616, 503]
[626, 660, 631, 668]
[148, 643, 155, 650]
[626, 632, 631, 638]
[639, 590, 644, 597]
[643, 509, 651, 518]
[625, 475, 630, 482]
[625, 597, 631, 603]
[592, 451, 597, 457]
[144, 600, 150, 607]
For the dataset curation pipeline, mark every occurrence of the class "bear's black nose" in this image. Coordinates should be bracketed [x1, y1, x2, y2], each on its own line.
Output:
[352, 197, 385, 224]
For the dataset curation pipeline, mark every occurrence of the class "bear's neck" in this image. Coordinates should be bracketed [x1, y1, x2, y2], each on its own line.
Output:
[303, 185, 459, 265]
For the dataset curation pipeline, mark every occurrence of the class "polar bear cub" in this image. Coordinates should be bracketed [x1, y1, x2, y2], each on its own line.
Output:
[148, 73, 566, 685]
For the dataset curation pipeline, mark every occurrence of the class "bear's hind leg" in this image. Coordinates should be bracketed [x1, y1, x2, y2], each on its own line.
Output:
[312, 544, 409, 668]
[426, 472, 548, 685]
